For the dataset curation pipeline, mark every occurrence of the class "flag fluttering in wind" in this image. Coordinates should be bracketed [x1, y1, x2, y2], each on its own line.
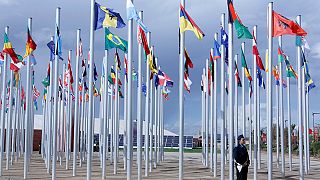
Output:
[257, 68, 265, 89]
[304, 61, 316, 92]
[184, 49, 194, 69]
[184, 49, 193, 93]
[272, 65, 280, 85]
[235, 61, 242, 87]
[184, 73, 192, 93]
[94, 2, 126, 30]
[252, 34, 265, 71]
[3, 33, 22, 63]
[10, 59, 24, 72]
[213, 40, 221, 60]
[240, 48, 252, 81]
[47, 40, 63, 61]
[42, 63, 50, 87]
[105, 28, 128, 53]
[23, 29, 37, 58]
[279, 47, 298, 79]
[67, 53, 74, 84]
[138, 26, 150, 55]
[227, 0, 253, 39]
[179, 4, 205, 40]
[272, 11, 307, 37]
[221, 27, 229, 65]
[126, 0, 149, 32]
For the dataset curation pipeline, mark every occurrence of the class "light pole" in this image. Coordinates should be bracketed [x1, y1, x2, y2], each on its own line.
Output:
[312, 112, 320, 142]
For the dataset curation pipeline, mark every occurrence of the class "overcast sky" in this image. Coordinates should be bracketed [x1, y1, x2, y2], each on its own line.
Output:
[1, 0, 319, 135]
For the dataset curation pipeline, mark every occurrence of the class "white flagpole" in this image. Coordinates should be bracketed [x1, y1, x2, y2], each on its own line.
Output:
[127, 0, 134, 178]
[278, 36, 285, 176]
[157, 66, 161, 164]
[179, 1, 185, 179]
[267, 3, 273, 179]
[241, 42, 246, 138]
[149, 47, 154, 172]
[72, 29, 81, 176]
[257, 72, 261, 170]
[47, 36, 54, 173]
[23, 18, 32, 179]
[228, 21, 234, 179]
[287, 75, 292, 171]
[276, 69, 279, 168]
[87, 0, 95, 178]
[11, 76, 18, 164]
[306, 86, 310, 173]
[212, 32, 218, 177]
[80, 66, 86, 166]
[66, 50, 72, 170]
[234, 54, 239, 147]
[210, 50, 214, 172]
[220, 13, 226, 179]
[296, 15, 304, 180]
[6, 56, 14, 171]
[102, 48, 109, 179]
[201, 70, 205, 165]
[154, 58, 158, 168]
[253, 25, 258, 179]
[137, 11, 143, 180]
[114, 60, 119, 174]
[248, 69, 252, 166]
[144, 32, 151, 176]
[0, 32, 8, 171]
[205, 59, 209, 168]
[52, 7, 61, 180]
[302, 51, 307, 175]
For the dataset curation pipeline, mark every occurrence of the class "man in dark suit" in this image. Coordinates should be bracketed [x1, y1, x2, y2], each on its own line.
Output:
[233, 135, 250, 180]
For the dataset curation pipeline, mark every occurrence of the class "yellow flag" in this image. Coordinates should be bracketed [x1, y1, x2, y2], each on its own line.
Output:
[265, 49, 269, 72]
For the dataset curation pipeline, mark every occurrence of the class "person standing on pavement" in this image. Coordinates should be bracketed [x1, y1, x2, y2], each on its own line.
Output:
[233, 134, 250, 180]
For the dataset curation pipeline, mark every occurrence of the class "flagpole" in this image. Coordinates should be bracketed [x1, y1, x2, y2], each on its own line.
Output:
[22, 18, 32, 179]
[235, 54, 239, 147]
[241, 42, 246, 139]
[72, 29, 81, 176]
[220, 13, 226, 179]
[296, 15, 304, 180]
[257, 72, 261, 170]
[144, 32, 151, 177]
[6, 49, 14, 171]
[267, 3, 273, 180]
[66, 50, 72, 170]
[210, 49, 214, 172]
[154, 58, 158, 168]
[253, 25, 258, 179]
[157, 66, 161, 164]
[179, 0, 185, 179]
[102, 48, 108, 179]
[249, 69, 252, 166]
[227, 21, 234, 179]
[137, 11, 143, 180]
[306, 86, 310, 173]
[201, 69, 205, 166]
[0, 24, 8, 171]
[114, 57, 119, 174]
[278, 36, 285, 177]
[149, 47, 155, 172]
[302, 50, 307, 175]
[126, 0, 134, 178]
[287, 75, 292, 171]
[205, 59, 209, 168]
[213, 32, 218, 178]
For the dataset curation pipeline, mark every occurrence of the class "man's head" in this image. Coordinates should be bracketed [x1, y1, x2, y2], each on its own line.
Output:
[237, 135, 245, 145]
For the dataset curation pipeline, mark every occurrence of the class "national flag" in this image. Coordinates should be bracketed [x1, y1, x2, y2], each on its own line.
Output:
[179, 4, 205, 40]
[33, 85, 41, 99]
[249, 81, 253, 98]
[3, 33, 22, 63]
[142, 83, 147, 96]
[105, 28, 128, 53]
[265, 49, 269, 72]
[221, 27, 229, 65]
[23, 29, 37, 58]
[94, 2, 125, 30]
[67, 53, 74, 84]
[213, 39, 221, 60]
[55, 26, 63, 59]
[305, 61, 316, 92]
[184, 48, 194, 69]
[240, 48, 252, 81]
[138, 26, 150, 55]
[114, 49, 121, 70]
[124, 55, 128, 77]
[81, 58, 87, 78]
[148, 49, 158, 74]
[284, 56, 298, 79]
[184, 72, 192, 93]
[272, 11, 307, 37]
[10, 55, 24, 72]
[93, 63, 98, 82]
[252, 34, 265, 71]
[227, 0, 253, 39]
[257, 68, 265, 89]
[126, 0, 149, 32]
[110, 67, 116, 84]
[235, 61, 242, 87]
[272, 66, 280, 85]
[47, 40, 63, 61]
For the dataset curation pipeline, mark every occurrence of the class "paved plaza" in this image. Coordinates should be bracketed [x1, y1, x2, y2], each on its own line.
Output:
[0, 151, 319, 179]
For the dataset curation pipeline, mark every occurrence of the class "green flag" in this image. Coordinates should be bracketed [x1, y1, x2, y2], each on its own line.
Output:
[234, 19, 253, 39]
[105, 28, 128, 53]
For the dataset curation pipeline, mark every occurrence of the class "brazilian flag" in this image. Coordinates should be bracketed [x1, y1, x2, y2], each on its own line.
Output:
[105, 28, 128, 53]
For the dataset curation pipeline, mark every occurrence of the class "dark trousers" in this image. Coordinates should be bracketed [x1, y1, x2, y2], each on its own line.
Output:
[236, 166, 248, 180]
